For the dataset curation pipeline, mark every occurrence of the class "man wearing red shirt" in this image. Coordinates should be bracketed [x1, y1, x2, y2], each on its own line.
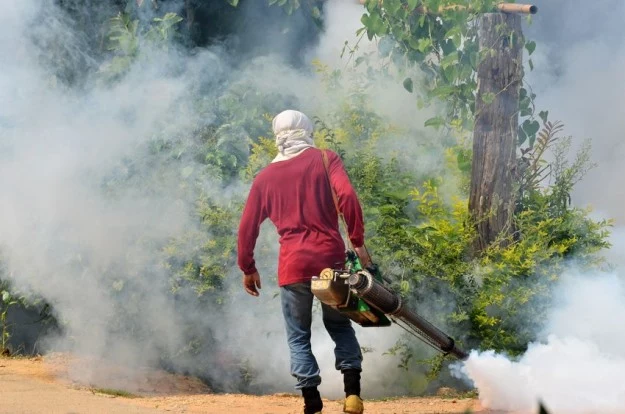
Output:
[237, 110, 370, 414]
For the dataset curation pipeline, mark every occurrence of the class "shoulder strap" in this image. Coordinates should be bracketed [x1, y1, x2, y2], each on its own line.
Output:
[321, 149, 352, 249]
[321, 149, 340, 216]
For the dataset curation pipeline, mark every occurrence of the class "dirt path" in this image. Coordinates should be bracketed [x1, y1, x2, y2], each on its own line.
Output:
[0, 356, 493, 414]
[0, 357, 159, 414]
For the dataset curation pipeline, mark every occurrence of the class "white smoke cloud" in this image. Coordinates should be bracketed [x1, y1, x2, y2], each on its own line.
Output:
[1, 0, 433, 398]
[455, 272, 625, 413]
[0, 0, 217, 380]
[445, 3, 625, 410]
[526, 0, 625, 225]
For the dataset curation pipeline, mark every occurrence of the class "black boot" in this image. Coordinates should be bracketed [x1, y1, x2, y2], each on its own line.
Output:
[342, 369, 361, 397]
[302, 386, 323, 414]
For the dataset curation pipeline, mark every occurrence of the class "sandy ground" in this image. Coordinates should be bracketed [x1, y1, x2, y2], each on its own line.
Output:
[0, 355, 496, 414]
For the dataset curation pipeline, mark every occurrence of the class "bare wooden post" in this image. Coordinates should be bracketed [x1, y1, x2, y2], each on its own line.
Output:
[469, 12, 524, 254]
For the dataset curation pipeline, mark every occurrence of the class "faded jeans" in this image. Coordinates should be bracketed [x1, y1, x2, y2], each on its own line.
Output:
[280, 281, 363, 390]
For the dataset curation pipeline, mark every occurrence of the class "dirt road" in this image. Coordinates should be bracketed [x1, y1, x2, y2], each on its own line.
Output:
[0, 356, 492, 414]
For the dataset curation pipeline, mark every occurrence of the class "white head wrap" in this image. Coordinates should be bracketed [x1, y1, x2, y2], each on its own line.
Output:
[271, 110, 315, 163]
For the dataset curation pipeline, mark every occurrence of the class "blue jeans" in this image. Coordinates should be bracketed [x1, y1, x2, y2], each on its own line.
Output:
[280, 281, 363, 390]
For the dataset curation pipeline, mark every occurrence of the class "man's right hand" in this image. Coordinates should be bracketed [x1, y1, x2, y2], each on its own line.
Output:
[243, 271, 262, 297]
[354, 245, 372, 267]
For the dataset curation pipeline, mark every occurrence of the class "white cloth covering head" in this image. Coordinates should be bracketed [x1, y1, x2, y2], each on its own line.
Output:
[271, 109, 315, 163]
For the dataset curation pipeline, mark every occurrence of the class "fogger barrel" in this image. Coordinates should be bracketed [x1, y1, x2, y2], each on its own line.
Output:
[348, 271, 469, 360]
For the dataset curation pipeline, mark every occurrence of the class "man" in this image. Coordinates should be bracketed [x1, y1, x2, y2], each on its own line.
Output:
[237, 109, 370, 414]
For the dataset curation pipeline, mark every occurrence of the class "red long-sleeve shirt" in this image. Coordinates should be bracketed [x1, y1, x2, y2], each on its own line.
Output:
[237, 148, 365, 287]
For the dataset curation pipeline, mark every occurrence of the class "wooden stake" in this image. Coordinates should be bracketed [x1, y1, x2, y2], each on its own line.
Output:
[357, 1, 538, 15]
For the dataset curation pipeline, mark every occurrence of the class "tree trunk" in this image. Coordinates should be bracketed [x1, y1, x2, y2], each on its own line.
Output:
[469, 13, 523, 254]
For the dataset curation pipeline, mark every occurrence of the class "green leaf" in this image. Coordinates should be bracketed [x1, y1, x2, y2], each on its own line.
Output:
[1, 291, 9, 303]
[424, 117, 445, 128]
[406, 0, 418, 11]
[383, 0, 401, 14]
[227, 0, 239, 6]
[519, 87, 527, 100]
[418, 14, 426, 27]
[528, 58, 534, 71]
[482, 92, 496, 105]
[442, 65, 458, 83]
[441, 39, 457, 56]
[361, 12, 386, 39]
[407, 36, 421, 51]
[525, 40, 536, 55]
[518, 126, 527, 146]
[538, 110, 549, 123]
[416, 37, 432, 53]
[469, 50, 478, 70]
[403, 77, 414, 93]
[360, 13, 370, 27]
[456, 150, 472, 173]
[430, 85, 456, 99]
[523, 119, 540, 137]
[440, 52, 458, 69]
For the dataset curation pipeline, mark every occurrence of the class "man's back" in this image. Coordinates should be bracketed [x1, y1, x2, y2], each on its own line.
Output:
[237, 110, 366, 414]
[238, 148, 364, 286]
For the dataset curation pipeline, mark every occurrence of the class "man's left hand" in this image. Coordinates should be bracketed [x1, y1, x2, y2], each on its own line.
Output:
[243, 271, 262, 297]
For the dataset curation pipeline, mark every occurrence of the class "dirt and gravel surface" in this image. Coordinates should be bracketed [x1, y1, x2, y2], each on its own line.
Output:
[0, 354, 497, 414]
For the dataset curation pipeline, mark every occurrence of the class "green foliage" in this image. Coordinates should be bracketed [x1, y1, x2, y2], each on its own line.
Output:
[392, 136, 608, 355]
[518, 121, 598, 217]
[341, 134, 608, 357]
[358, 0, 489, 130]
[351, 2, 612, 362]
[0, 278, 29, 356]
[303, 63, 610, 370]
[0, 287, 20, 355]
[266, 0, 323, 22]
[99, 11, 183, 81]
[229, 62, 611, 365]
[358, 0, 545, 143]
[166, 199, 242, 298]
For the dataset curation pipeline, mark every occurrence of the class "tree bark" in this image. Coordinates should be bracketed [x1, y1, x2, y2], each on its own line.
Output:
[469, 13, 523, 254]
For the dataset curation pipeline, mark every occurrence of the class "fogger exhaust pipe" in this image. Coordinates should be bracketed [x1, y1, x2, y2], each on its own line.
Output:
[348, 271, 468, 360]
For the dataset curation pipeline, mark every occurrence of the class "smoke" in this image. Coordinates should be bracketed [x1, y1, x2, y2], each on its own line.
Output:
[448, 3, 625, 411]
[453, 271, 625, 413]
[3, 0, 619, 406]
[1, 0, 450, 399]
[218, 1, 449, 398]
[0, 0, 223, 382]
[524, 0, 625, 224]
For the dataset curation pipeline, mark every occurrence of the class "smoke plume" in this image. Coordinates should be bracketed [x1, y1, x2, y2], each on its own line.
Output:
[1, 0, 446, 399]
[455, 272, 625, 413]
[525, 0, 625, 224]
[452, 2, 625, 412]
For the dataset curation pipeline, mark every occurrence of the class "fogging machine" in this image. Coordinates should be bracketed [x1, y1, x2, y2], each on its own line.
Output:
[311, 250, 468, 360]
